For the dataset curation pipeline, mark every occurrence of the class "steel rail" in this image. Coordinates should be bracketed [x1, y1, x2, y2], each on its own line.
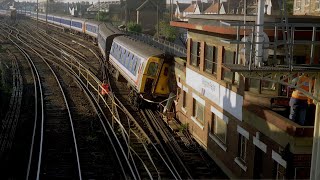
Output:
[4, 25, 82, 180]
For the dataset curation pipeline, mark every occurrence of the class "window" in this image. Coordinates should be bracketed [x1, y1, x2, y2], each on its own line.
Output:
[276, 164, 286, 180]
[223, 49, 235, 83]
[296, 0, 301, 9]
[211, 113, 227, 144]
[191, 41, 200, 67]
[147, 62, 158, 77]
[182, 90, 187, 108]
[204, 44, 217, 74]
[133, 57, 140, 75]
[317, 0, 320, 9]
[193, 98, 204, 124]
[238, 134, 247, 163]
[261, 80, 276, 93]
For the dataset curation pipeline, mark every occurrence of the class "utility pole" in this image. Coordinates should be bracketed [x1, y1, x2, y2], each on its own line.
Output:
[157, 3, 159, 38]
[170, 0, 173, 21]
[46, 0, 48, 32]
[37, 0, 38, 29]
[98, 0, 100, 21]
[311, 74, 320, 180]
[218, 0, 220, 14]
[255, 0, 265, 67]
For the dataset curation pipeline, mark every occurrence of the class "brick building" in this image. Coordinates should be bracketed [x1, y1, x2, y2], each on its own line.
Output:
[170, 14, 320, 179]
[293, 0, 320, 15]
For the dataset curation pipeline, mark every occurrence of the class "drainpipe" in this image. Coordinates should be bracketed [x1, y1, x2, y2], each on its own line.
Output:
[137, 10, 139, 24]
[311, 74, 320, 180]
[255, 0, 265, 67]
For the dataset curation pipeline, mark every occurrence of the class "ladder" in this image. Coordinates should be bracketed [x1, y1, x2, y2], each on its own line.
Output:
[277, 0, 293, 70]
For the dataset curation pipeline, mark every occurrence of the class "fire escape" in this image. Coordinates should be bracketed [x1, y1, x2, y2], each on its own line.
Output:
[220, 0, 320, 179]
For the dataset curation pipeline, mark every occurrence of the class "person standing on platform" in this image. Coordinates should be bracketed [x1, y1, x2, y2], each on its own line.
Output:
[289, 73, 312, 125]
[101, 81, 110, 99]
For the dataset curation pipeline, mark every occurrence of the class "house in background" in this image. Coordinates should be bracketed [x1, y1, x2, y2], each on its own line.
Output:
[86, 1, 121, 20]
[293, 0, 320, 16]
[174, 0, 281, 21]
[174, 1, 190, 21]
[136, 0, 161, 33]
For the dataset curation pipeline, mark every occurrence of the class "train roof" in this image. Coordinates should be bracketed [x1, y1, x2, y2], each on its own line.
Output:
[85, 19, 101, 26]
[113, 36, 164, 59]
[99, 23, 123, 38]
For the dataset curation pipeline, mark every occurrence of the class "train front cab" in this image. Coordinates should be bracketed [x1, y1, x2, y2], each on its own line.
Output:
[140, 56, 170, 98]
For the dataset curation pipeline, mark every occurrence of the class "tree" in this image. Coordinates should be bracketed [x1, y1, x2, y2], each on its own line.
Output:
[127, 22, 142, 33]
[95, 11, 109, 22]
[157, 20, 177, 42]
[286, 0, 294, 15]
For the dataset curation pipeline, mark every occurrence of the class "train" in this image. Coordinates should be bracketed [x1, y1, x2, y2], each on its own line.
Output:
[0, 9, 16, 20]
[15, 11, 172, 107]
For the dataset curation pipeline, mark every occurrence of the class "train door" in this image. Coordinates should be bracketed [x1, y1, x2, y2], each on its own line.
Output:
[143, 61, 159, 94]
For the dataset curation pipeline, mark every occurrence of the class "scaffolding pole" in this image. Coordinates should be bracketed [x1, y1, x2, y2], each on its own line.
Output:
[311, 74, 320, 180]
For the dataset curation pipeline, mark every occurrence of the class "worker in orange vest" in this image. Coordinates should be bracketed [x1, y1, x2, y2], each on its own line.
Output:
[101, 81, 110, 96]
[289, 74, 312, 125]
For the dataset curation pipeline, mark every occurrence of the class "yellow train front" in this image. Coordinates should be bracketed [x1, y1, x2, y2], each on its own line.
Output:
[109, 36, 171, 107]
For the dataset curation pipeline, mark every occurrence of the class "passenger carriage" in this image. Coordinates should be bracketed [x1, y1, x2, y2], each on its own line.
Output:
[109, 36, 170, 102]
[98, 23, 123, 59]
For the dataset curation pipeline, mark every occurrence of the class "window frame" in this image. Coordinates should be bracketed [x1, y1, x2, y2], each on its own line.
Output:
[316, 0, 320, 10]
[223, 48, 236, 83]
[211, 113, 227, 144]
[305, 0, 310, 6]
[204, 43, 217, 75]
[193, 98, 204, 124]
[238, 134, 247, 163]
[190, 41, 201, 67]
[182, 90, 187, 108]
[295, 0, 301, 9]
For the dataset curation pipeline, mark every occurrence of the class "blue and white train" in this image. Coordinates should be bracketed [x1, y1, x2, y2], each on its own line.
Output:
[15, 11, 172, 105]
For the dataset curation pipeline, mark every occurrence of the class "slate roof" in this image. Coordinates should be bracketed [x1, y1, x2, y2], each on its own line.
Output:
[176, 2, 190, 13]
[136, 0, 157, 11]
[198, 2, 213, 13]
[87, 1, 120, 12]
[204, 2, 219, 14]
[183, 3, 197, 13]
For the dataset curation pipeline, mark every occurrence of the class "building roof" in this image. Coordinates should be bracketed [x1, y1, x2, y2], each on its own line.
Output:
[87, 1, 120, 12]
[183, 3, 197, 13]
[221, 1, 239, 14]
[176, 2, 189, 13]
[204, 2, 219, 14]
[136, 0, 157, 11]
[198, 2, 212, 13]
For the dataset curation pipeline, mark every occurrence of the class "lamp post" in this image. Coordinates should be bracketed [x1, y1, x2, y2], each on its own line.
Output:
[157, 3, 159, 38]
[98, 0, 100, 21]
[37, 0, 38, 29]
[46, 0, 48, 31]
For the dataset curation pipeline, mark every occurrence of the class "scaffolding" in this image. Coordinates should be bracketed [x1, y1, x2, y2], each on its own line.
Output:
[219, 0, 320, 179]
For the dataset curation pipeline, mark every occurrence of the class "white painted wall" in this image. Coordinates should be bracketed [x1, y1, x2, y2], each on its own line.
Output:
[186, 68, 243, 121]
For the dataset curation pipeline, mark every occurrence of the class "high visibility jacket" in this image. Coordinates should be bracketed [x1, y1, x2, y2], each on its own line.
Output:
[291, 76, 311, 100]
[101, 83, 109, 95]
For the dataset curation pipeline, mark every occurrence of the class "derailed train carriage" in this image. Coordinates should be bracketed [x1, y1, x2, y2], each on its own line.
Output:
[19, 10, 173, 107]
[109, 36, 171, 106]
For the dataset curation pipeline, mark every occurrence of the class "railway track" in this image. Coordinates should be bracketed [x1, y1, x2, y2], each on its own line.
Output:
[0, 49, 23, 156]
[0, 19, 228, 179]
[0, 23, 130, 179]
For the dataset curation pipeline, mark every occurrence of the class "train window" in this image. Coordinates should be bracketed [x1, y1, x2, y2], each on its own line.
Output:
[131, 57, 137, 74]
[133, 57, 139, 74]
[125, 54, 130, 68]
[129, 55, 134, 72]
[147, 62, 158, 77]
